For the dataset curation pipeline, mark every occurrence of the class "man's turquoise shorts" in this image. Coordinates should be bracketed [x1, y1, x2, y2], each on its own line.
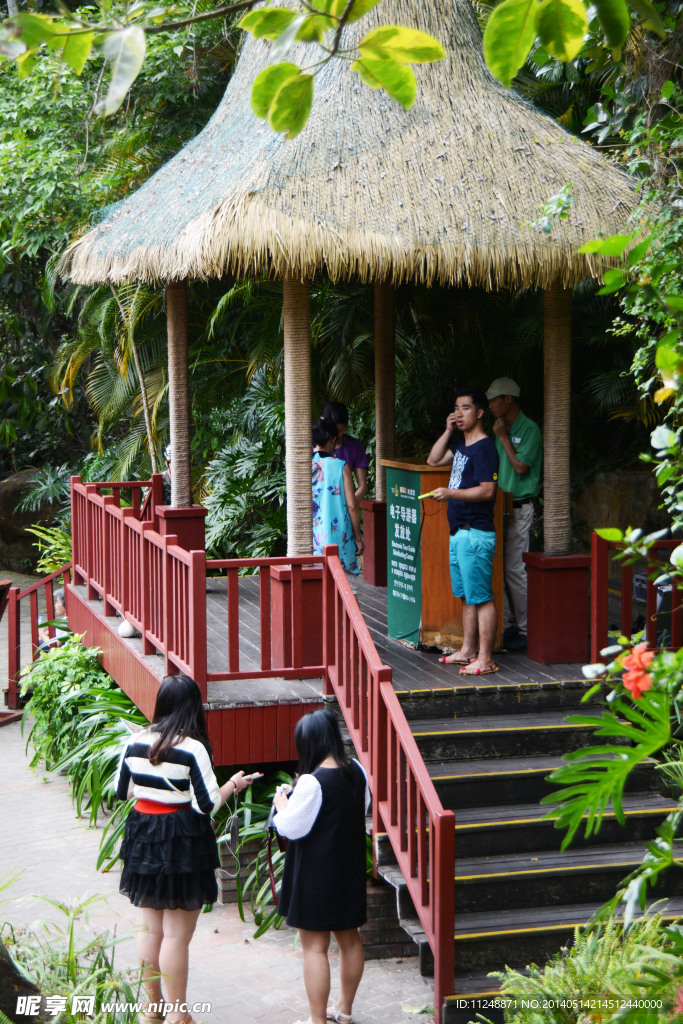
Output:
[449, 527, 496, 605]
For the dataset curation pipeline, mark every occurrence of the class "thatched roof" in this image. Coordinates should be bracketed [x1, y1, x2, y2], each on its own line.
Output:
[62, 0, 640, 290]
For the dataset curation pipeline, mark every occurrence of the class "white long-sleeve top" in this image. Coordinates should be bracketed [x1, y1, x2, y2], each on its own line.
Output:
[273, 759, 370, 840]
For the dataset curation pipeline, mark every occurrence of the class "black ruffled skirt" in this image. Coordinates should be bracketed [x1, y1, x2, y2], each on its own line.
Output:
[119, 805, 219, 911]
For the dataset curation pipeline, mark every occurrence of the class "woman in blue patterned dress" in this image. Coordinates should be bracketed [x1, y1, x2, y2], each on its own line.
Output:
[312, 417, 364, 576]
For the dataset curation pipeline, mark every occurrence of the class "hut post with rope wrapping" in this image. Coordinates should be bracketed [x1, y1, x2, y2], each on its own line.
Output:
[61, 0, 640, 569]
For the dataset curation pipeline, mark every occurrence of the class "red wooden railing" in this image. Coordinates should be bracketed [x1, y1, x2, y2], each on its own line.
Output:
[71, 475, 207, 689]
[5, 564, 72, 709]
[323, 552, 455, 1022]
[591, 531, 682, 662]
[17, 479, 456, 1022]
[204, 557, 325, 683]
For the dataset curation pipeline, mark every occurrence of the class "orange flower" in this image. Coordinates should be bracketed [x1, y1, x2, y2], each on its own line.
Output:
[621, 642, 655, 699]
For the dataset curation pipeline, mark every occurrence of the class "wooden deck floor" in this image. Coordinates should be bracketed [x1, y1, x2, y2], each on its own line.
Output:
[204, 575, 584, 708]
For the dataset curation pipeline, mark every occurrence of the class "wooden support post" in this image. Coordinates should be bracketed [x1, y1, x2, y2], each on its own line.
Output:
[283, 274, 312, 556]
[374, 282, 396, 502]
[166, 280, 192, 509]
[543, 282, 572, 555]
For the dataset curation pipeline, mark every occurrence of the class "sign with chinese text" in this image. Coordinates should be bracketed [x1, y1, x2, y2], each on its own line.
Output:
[386, 467, 421, 647]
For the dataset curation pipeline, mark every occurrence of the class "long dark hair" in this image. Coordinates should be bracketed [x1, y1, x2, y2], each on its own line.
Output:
[148, 674, 211, 765]
[294, 709, 350, 776]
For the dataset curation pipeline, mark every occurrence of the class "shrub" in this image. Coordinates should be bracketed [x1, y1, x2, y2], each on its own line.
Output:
[20, 639, 147, 868]
[479, 913, 683, 1024]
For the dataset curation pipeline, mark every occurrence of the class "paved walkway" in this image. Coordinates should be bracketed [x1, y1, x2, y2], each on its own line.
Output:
[0, 720, 433, 1024]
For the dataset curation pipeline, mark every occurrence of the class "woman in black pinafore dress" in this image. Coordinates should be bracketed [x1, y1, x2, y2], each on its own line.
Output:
[273, 709, 370, 1024]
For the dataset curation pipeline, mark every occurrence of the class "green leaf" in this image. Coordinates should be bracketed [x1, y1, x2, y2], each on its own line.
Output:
[8, 13, 65, 51]
[593, 0, 631, 49]
[358, 26, 446, 64]
[295, 14, 335, 42]
[661, 80, 675, 100]
[664, 295, 683, 312]
[594, 527, 624, 541]
[578, 233, 632, 256]
[251, 62, 301, 120]
[627, 0, 666, 37]
[95, 26, 146, 117]
[535, 0, 588, 63]
[315, 0, 347, 15]
[626, 235, 652, 265]
[483, 0, 538, 88]
[237, 9, 299, 40]
[541, 693, 671, 847]
[268, 72, 314, 138]
[351, 56, 416, 108]
[346, 0, 382, 22]
[48, 30, 95, 74]
[597, 267, 626, 294]
[15, 49, 37, 78]
[655, 346, 682, 376]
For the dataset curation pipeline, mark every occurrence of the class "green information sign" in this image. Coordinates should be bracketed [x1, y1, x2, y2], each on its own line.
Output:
[386, 466, 422, 647]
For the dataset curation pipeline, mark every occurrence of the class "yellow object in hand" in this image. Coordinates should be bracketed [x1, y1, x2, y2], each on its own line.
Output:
[418, 491, 436, 499]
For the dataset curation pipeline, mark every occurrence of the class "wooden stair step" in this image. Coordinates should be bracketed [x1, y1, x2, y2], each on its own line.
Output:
[411, 711, 608, 761]
[430, 753, 660, 807]
[452, 899, 683, 973]
[456, 840, 663, 879]
[454, 793, 678, 854]
[394, 678, 594, 719]
[455, 841, 683, 911]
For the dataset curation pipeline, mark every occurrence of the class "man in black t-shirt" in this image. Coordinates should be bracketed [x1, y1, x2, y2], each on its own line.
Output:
[427, 389, 499, 675]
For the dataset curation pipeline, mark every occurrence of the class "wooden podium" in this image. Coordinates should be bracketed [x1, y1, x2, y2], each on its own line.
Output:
[382, 458, 503, 650]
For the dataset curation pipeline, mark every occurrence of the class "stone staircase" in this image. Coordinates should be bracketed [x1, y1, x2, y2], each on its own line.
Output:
[372, 676, 682, 1024]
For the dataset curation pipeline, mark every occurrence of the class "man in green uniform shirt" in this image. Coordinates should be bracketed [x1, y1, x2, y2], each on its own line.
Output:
[486, 377, 542, 651]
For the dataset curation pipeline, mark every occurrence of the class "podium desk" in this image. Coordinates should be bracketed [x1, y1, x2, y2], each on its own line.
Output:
[382, 458, 503, 650]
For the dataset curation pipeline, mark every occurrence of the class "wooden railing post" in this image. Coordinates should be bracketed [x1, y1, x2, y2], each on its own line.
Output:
[101, 495, 118, 616]
[139, 522, 156, 655]
[433, 811, 456, 1024]
[70, 475, 83, 585]
[322, 546, 339, 696]
[121, 508, 134, 620]
[85, 483, 99, 599]
[591, 531, 609, 662]
[6, 586, 20, 709]
[373, 672, 391, 812]
[189, 548, 207, 697]
[162, 533, 179, 676]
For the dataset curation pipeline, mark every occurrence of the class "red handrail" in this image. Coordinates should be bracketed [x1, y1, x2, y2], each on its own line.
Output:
[65, 481, 456, 1020]
[591, 531, 682, 661]
[322, 547, 454, 1023]
[5, 564, 72, 710]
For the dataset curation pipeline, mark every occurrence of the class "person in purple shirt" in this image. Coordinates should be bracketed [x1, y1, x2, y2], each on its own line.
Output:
[322, 402, 369, 502]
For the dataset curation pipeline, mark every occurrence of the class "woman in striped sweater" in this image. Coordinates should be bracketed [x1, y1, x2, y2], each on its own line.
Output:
[116, 674, 254, 1024]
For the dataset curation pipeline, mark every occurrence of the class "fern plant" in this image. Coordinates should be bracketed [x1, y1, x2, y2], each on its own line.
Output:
[480, 912, 683, 1024]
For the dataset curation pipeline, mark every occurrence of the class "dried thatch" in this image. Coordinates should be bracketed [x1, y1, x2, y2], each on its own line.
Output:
[62, 0, 640, 290]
